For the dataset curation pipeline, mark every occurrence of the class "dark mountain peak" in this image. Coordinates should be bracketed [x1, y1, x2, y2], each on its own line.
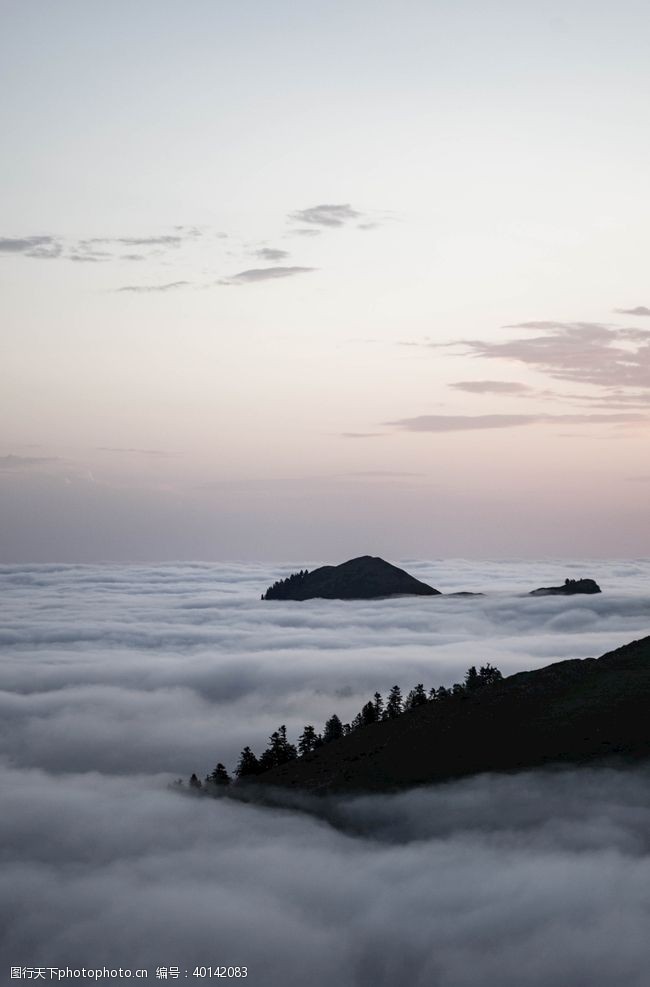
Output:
[529, 577, 601, 596]
[262, 556, 440, 601]
[254, 634, 650, 793]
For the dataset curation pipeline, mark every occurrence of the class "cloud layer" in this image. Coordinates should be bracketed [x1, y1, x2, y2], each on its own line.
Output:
[2, 561, 650, 983]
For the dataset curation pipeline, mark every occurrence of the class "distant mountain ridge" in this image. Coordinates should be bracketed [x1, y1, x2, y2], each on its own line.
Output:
[530, 577, 601, 596]
[262, 555, 440, 600]
[261, 556, 603, 601]
[256, 635, 650, 793]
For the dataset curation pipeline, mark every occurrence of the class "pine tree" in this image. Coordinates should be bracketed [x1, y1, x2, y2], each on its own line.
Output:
[236, 746, 261, 777]
[262, 725, 298, 767]
[404, 684, 427, 710]
[373, 692, 384, 720]
[277, 724, 297, 762]
[385, 685, 403, 719]
[259, 748, 276, 771]
[361, 700, 377, 726]
[208, 762, 231, 786]
[464, 666, 480, 691]
[298, 725, 318, 756]
[189, 773, 202, 790]
[323, 714, 344, 743]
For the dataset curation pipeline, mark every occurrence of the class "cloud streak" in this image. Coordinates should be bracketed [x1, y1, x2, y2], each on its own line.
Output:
[96, 447, 169, 456]
[289, 203, 362, 227]
[219, 266, 315, 285]
[0, 454, 61, 470]
[449, 380, 533, 394]
[340, 431, 386, 439]
[385, 412, 647, 432]
[0, 235, 63, 258]
[253, 247, 289, 262]
[116, 281, 191, 293]
[457, 322, 650, 393]
[615, 306, 650, 317]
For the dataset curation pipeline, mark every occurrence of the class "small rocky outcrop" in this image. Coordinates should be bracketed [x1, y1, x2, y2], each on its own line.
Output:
[262, 555, 440, 601]
[529, 577, 601, 596]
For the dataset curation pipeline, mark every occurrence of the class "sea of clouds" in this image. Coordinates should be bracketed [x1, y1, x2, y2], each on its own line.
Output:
[2, 559, 650, 985]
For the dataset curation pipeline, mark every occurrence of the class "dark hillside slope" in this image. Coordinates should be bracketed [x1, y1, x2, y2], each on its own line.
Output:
[258, 635, 650, 793]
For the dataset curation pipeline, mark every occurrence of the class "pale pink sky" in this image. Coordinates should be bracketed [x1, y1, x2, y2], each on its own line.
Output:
[2, 1, 649, 560]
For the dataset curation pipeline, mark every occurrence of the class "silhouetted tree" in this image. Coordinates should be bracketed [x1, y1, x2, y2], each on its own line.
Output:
[464, 666, 480, 692]
[236, 746, 261, 778]
[404, 684, 427, 710]
[262, 569, 310, 600]
[373, 692, 384, 720]
[436, 685, 450, 700]
[259, 748, 276, 771]
[298, 725, 318, 756]
[189, 773, 202, 790]
[350, 712, 364, 732]
[323, 714, 344, 743]
[478, 664, 503, 686]
[262, 725, 297, 767]
[208, 763, 231, 786]
[361, 700, 377, 726]
[451, 682, 465, 698]
[385, 685, 403, 719]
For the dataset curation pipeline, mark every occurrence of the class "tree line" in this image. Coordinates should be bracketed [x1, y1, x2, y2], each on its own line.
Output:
[261, 570, 309, 601]
[183, 663, 502, 790]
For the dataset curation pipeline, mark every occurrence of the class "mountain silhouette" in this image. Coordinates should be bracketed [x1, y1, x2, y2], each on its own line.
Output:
[529, 577, 601, 596]
[256, 635, 650, 793]
[262, 556, 440, 600]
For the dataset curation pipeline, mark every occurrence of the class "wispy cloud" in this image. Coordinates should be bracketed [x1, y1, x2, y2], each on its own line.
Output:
[454, 322, 650, 393]
[450, 380, 533, 395]
[385, 413, 647, 433]
[116, 281, 191, 293]
[68, 253, 109, 263]
[0, 454, 60, 470]
[340, 432, 386, 439]
[82, 235, 185, 249]
[2, 228, 204, 264]
[253, 248, 290, 262]
[0, 236, 63, 258]
[96, 447, 169, 457]
[289, 204, 362, 228]
[342, 470, 424, 477]
[219, 266, 315, 285]
[614, 307, 650, 317]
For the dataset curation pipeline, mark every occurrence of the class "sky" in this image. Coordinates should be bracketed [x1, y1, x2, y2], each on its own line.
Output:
[2, 0, 650, 561]
[2, 560, 650, 982]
